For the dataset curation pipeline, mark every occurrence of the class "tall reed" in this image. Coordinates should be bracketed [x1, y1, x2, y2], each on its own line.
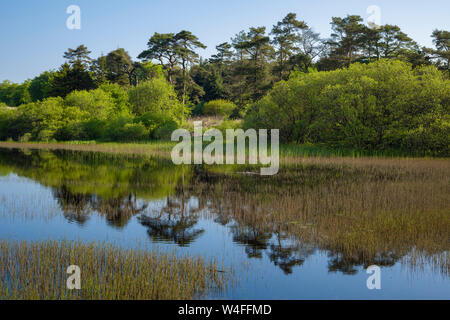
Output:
[0, 240, 230, 300]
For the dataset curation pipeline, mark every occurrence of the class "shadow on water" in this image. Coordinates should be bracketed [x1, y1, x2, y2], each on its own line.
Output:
[0, 147, 448, 278]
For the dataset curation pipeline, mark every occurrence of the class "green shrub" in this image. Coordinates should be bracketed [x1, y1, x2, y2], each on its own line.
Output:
[65, 89, 115, 120]
[0, 76, 188, 143]
[0, 104, 18, 140]
[13, 97, 64, 140]
[55, 121, 84, 141]
[135, 112, 171, 133]
[37, 129, 54, 142]
[244, 60, 450, 155]
[203, 100, 236, 118]
[98, 83, 131, 116]
[104, 116, 133, 141]
[82, 119, 107, 140]
[0, 80, 32, 106]
[121, 122, 149, 141]
[128, 78, 187, 121]
[154, 120, 178, 140]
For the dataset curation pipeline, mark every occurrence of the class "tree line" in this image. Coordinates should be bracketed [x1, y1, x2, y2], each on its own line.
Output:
[0, 13, 448, 154]
[1, 13, 448, 108]
[244, 60, 449, 156]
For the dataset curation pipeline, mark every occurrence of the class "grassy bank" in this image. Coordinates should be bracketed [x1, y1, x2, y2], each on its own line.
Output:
[0, 240, 230, 300]
[0, 140, 442, 160]
[0, 141, 176, 158]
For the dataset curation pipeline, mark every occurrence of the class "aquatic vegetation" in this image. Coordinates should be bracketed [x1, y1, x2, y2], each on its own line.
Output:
[189, 157, 450, 275]
[0, 140, 439, 161]
[0, 141, 176, 158]
[0, 144, 448, 292]
[0, 240, 230, 300]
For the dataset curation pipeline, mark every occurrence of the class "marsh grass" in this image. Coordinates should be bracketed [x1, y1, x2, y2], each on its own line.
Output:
[0, 141, 176, 158]
[192, 157, 450, 275]
[0, 143, 448, 276]
[0, 240, 230, 300]
[279, 143, 437, 158]
[0, 140, 436, 160]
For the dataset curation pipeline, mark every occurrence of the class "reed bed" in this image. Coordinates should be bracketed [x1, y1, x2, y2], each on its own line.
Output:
[0, 141, 439, 161]
[0, 143, 448, 275]
[191, 157, 450, 274]
[0, 141, 175, 158]
[0, 240, 230, 300]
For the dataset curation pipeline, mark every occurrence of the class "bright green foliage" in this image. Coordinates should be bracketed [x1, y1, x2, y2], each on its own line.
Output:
[128, 78, 187, 121]
[0, 76, 185, 142]
[0, 149, 191, 201]
[14, 97, 65, 141]
[245, 60, 450, 155]
[137, 61, 165, 81]
[98, 83, 132, 115]
[0, 15, 448, 151]
[65, 89, 116, 120]
[135, 112, 178, 138]
[203, 99, 236, 118]
[63, 45, 92, 69]
[0, 80, 32, 106]
[105, 117, 149, 141]
[54, 106, 91, 141]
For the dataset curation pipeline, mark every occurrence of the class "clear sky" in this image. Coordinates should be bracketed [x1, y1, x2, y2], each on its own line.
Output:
[0, 0, 448, 83]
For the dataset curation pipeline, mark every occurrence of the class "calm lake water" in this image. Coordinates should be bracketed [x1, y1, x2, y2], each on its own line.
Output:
[0, 148, 448, 299]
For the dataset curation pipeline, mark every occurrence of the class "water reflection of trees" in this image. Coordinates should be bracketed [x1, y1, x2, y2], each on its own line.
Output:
[268, 231, 315, 275]
[54, 186, 147, 228]
[51, 177, 413, 275]
[327, 251, 400, 275]
[54, 186, 91, 224]
[138, 196, 204, 247]
[58, 161, 410, 276]
[184, 168, 431, 276]
[218, 221, 314, 274]
[1, 149, 447, 276]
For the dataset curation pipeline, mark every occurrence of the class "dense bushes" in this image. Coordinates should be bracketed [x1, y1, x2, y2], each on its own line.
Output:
[2, 59, 449, 154]
[0, 81, 31, 106]
[128, 78, 186, 120]
[0, 78, 187, 142]
[244, 60, 450, 155]
[203, 99, 236, 118]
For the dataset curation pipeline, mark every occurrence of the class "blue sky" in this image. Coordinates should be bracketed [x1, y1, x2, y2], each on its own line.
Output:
[0, 0, 448, 83]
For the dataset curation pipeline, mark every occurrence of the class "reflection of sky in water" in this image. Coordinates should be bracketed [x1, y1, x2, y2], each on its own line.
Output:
[0, 173, 448, 299]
